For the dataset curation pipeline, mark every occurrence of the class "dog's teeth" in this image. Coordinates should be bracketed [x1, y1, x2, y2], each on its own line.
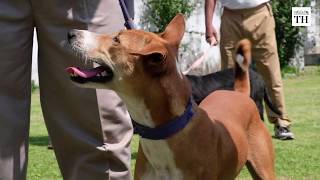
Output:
[101, 71, 107, 76]
[70, 73, 78, 77]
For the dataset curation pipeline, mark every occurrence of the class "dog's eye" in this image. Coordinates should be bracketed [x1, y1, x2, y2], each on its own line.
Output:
[113, 36, 120, 43]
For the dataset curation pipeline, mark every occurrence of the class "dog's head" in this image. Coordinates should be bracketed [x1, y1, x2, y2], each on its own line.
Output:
[67, 14, 187, 93]
[67, 14, 191, 121]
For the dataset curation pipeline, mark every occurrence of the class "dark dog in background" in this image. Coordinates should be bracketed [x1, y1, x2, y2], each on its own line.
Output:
[187, 68, 281, 120]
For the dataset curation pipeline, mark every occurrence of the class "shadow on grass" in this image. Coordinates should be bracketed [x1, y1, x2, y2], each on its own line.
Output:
[29, 135, 49, 146]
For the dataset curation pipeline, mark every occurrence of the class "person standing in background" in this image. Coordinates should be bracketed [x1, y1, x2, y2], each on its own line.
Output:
[0, 0, 134, 179]
[205, 0, 294, 140]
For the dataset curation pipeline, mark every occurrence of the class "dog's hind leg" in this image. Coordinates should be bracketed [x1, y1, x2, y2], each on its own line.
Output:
[246, 142, 275, 180]
[246, 118, 276, 180]
[246, 161, 262, 180]
[246, 151, 275, 180]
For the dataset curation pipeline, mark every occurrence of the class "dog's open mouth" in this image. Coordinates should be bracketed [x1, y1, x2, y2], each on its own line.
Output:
[66, 66, 113, 84]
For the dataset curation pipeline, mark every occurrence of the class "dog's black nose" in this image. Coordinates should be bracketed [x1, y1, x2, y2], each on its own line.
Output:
[68, 31, 77, 40]
[67, 30, 79, 43]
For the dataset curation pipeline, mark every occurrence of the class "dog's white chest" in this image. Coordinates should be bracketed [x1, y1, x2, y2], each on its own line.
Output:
[140, 139, 184, 180]
[118, 94, 184, 179]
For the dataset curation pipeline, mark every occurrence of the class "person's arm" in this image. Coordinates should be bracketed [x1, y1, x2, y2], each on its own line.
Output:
[205, 0, 218, 46]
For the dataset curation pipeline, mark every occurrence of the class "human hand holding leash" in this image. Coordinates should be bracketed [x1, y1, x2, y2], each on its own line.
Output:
[206, 26, 218, 46]
[119, 0, 135, 29]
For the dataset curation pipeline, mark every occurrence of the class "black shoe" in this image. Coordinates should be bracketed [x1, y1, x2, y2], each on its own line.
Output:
[274, 126, 295, 140]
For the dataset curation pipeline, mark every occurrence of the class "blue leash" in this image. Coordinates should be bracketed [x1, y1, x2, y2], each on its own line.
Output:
[119, 0, 136, 29]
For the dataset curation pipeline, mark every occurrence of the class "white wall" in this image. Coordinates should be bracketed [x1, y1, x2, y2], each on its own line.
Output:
[306, 0, 320, 54]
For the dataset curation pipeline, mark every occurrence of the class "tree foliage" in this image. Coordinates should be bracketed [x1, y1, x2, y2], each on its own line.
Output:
[140, 0, 196, 32]
[271, 0, 309, 68]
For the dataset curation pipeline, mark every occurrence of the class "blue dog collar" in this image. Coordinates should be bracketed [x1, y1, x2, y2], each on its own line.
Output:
[132, 98, 195, 140]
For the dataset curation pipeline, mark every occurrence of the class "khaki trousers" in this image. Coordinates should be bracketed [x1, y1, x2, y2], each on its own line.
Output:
[220, 3, 291, 127]
[0, 0, 133, 179]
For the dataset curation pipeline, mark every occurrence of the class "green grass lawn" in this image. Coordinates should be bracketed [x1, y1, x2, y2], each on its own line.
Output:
[27, 66, 320, 179]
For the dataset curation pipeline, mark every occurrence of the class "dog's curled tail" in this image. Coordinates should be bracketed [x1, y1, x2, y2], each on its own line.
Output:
[234, 39, 251, 96]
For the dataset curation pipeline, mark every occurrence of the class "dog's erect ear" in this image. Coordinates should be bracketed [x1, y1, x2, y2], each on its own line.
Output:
[130, 43, 167, 74]
[130, 43, 166, 59]
[160, 14, 185, 48]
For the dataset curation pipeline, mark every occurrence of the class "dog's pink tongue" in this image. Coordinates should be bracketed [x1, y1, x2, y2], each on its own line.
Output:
[66, 67, 104, 78]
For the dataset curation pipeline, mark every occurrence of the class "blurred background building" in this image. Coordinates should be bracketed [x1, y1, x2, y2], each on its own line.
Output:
[31, 0, 320, 84]
[305, 0, 320, 65]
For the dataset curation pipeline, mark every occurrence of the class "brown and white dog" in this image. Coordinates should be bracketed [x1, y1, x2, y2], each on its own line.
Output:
[66, 14, 275, 180]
